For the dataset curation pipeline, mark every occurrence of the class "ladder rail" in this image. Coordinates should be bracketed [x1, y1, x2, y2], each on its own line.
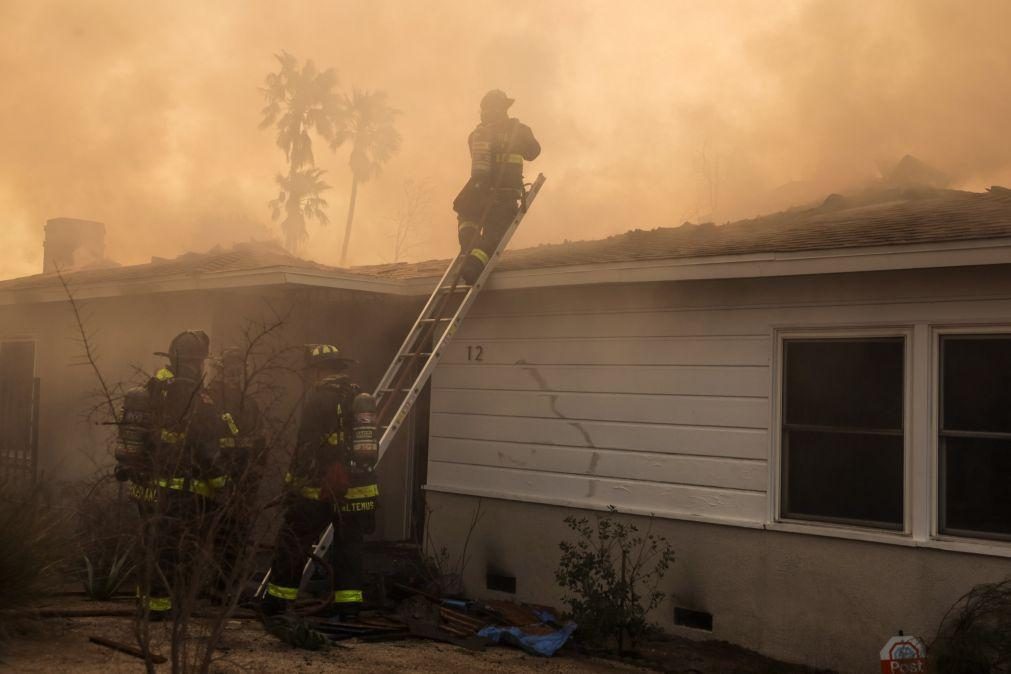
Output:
[372, 287, 450, 422]
[372, 259, 464, 402]
[374, 173, 546, 461]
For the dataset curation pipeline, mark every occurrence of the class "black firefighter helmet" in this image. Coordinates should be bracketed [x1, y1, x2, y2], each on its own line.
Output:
[156, 330, 210, 376]
[304, 344, 356, 372]
[480, 89, 514, 112]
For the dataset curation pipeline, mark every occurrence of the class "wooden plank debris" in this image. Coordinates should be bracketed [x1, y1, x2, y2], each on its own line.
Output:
[88, 636, 167, 664]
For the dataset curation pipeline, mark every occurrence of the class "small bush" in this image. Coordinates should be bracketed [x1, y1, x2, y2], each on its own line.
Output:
[555, 505, 674, 653]
[82, 543, 134, 600]
[73, 478, 138, 600]
[420, 500, 482, 597]
[931, 578, 1011, 674]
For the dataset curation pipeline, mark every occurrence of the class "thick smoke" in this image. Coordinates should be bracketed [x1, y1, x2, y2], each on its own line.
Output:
[1, 0, 1010, 279]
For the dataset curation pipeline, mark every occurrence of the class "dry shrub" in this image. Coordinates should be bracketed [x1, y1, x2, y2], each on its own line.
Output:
[0, 482, 65, 640]
[931, 578, 1011, 674]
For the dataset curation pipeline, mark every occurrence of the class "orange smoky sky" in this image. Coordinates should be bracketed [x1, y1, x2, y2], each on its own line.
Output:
[1, 0, 1010, 279]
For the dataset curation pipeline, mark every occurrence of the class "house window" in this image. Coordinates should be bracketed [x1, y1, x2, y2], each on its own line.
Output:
[781, 337, 905, 530]
[939, 334, 1011, 540]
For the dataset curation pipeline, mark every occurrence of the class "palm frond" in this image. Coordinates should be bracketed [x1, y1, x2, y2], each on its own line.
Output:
[339, 88, 401, 182]
[261, 51, 341, 169]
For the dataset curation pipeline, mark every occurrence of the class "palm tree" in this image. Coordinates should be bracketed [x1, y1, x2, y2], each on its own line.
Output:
[269, 168, 331, 251]
[260, 52, 344, 251]
[332, 89, 401, 265]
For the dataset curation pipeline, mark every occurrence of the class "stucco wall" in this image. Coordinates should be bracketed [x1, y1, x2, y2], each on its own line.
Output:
[0, 283, 427, 539]
[426, 490, 1009, 673]
[0, 291, 216, 480]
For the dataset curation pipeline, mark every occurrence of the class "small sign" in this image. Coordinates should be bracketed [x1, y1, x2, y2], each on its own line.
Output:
[880, 634, 927, 673]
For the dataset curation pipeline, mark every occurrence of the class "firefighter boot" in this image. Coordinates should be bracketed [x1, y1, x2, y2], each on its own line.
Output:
[460, 248, 487, 285]
[318, 603, 362, 623]
[136, 587, 173, 622]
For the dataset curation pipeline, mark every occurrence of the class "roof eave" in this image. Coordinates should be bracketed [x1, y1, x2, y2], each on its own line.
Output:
[0, 264, 431, 306]
[486, 236, 1011, 290]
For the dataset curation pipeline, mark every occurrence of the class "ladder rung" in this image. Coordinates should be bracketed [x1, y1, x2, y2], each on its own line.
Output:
[420, 317, 452, 323]
[397, 352, 433, 359]
[379, 388, 414, 393]
[439, 285, 470, 293]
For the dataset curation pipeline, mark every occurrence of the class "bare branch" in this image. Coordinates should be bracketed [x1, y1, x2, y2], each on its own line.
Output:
[56, 264, 119, 423]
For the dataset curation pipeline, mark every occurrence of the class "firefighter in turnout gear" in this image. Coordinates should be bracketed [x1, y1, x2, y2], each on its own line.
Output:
[115, 330, 231, 618]
[454, 89, 540, 285]
[208, 346, 263, 495]
[208, 346, 264, 603]
[261, 344, 379, 618]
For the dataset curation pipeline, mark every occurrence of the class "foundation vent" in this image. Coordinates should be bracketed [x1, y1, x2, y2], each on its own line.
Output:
[485, 572, 516, 594]
[674, 607, 713, 631]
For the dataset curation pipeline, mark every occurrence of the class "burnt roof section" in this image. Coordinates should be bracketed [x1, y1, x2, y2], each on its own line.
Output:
[2, 185, 1010, 293]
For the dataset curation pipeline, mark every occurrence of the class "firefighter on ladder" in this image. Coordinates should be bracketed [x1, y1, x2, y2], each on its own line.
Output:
[454, 89, 541, 285]
[261, 344, 379, 618]
[115, 330, 231, 618]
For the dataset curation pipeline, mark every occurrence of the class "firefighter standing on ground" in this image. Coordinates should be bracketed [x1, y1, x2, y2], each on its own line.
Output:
[115, 330, 231, 617]
[208, 346, 264, 602]
[261, 344, 379, 618]
[454, 89, 540, 285]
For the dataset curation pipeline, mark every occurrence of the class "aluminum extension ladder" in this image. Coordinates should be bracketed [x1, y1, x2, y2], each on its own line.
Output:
[255, 174, 546, 599]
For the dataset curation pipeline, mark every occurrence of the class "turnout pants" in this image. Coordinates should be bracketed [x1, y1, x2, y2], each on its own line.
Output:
[133, 484, 210, 615]
[457, 191, 520, 283]
[266, 495, 364, 608]
[210, 491, 253, 603]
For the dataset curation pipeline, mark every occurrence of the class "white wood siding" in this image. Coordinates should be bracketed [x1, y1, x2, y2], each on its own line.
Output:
[427, 266, 1011, 527]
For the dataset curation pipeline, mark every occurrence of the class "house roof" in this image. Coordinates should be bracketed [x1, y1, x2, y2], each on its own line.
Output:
[0, 241, 334, 292]
[3, 185, 1011, 303]
[352, 185, 1011, 280]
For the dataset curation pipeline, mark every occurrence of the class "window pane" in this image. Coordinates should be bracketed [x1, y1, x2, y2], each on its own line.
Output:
[942, 335, 1011, 433]
[785, 339, 903, 430]
[784, 430, 903, 527]
[942, 436, 1011, 538]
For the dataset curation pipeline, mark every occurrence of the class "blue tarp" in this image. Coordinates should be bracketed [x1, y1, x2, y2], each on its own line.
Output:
[478, 615, 577, 657]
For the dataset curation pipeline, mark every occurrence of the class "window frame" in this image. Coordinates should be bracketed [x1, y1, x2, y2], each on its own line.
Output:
[772, 327, 914, 536]
[932, 325, 1011, 543]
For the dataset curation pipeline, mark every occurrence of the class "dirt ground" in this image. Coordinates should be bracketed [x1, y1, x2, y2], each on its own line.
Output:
[1, 614, 642, 673]
[0, 599, 828, 673]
